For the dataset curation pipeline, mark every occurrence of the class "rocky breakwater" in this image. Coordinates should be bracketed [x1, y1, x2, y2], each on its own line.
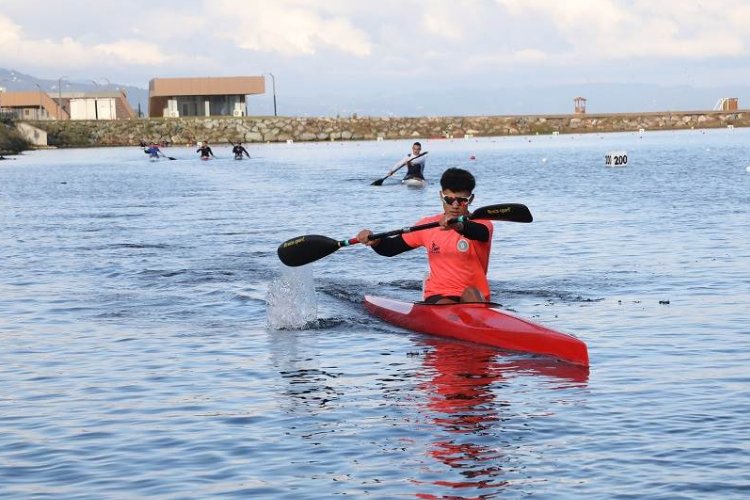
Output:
[29, 111, 748, 147]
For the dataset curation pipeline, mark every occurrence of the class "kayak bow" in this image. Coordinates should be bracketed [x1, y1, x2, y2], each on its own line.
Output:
[364, 295, 589, 366]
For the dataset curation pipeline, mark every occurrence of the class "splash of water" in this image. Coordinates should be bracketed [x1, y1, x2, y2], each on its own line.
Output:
[266, 265, 318, 329]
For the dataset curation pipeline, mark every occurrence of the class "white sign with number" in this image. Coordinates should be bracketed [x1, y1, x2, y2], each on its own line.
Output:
[605, 151, 628, 167]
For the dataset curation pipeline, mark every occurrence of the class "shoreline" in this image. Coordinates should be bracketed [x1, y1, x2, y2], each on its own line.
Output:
[7, 109, 748, 150]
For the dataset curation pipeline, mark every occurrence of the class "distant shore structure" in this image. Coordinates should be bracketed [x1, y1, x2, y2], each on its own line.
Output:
[574, 96, 587, 114]
[148, 76, 265, 119]
[0, 89, 133, 121]
[714, 97, 738, 111]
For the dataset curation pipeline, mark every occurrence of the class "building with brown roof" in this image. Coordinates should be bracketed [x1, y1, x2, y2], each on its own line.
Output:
[148, 76, 265, 118]
[0, 89, 67, 120]
[0, 88, 134, 121]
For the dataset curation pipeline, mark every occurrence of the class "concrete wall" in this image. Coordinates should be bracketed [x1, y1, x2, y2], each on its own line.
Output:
[28, 110, 748, 147]
[16, 122, 48, 146]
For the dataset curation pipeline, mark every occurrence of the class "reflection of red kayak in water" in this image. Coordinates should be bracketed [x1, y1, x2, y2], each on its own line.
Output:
[364, 295, 589, 366]
[415, 339, 587, 496]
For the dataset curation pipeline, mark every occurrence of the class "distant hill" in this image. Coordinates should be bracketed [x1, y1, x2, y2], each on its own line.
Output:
[2, 67, 747, 117]
[0, 68, 148, 116]
[279, 82, 750, 117]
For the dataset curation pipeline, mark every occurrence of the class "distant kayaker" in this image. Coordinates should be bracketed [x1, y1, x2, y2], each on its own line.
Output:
[197, 142, 215, 160]
[144, 143, 164, 159]
[399, 142, 427, 181]
[356, 167, 491, 304]
[231, 142, 250, 159]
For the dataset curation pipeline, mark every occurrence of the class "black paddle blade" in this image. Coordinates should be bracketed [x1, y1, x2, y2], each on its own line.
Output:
[167, 156, 176, 160]
[277, 234, 340, 267]
[371, 177, 386, 186]
[472, 203, 533, 223]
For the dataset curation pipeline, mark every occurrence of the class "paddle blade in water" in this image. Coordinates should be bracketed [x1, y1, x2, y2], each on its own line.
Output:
[277, 234, 340, 267]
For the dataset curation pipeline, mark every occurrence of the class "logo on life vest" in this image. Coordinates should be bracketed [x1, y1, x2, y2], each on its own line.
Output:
[457, 239, 469, 252]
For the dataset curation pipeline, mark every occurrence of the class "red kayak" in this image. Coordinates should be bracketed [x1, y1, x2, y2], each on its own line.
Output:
[363, 295, 589, 367]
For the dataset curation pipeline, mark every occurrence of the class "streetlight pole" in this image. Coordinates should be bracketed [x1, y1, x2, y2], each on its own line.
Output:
[57, 75, 68, 120]
[0, 78, 7, 117]
[265, 72, 277, 116]
[35, 83, 43, 119]
[90, 80, 100, 120]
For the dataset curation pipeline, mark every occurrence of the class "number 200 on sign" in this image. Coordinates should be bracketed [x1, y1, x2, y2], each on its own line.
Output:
[605, 152, 628, 166]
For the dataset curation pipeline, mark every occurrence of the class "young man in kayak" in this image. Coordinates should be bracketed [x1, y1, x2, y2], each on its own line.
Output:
[400, 141, 427, 181]
[356, 167, 492, 304]
[231, 142, 250, 159]
[197, 141, 215, 159]
[144, 143, 165, 159]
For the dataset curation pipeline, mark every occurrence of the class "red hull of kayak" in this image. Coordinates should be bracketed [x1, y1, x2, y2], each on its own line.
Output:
[364, 295, 589, 367]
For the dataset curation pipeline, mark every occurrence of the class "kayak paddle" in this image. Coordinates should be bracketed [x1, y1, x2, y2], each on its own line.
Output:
[371, 151, 428, 186]
[278, 203, 533, 267]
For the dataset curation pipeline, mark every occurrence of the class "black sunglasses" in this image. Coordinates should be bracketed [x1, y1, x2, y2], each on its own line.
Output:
[442, 194, 472, 206]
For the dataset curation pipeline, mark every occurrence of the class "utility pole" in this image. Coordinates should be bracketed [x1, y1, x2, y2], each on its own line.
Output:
[57, 76, 68, 120]
[35, 83, 43, 119]
[265, 73, 277, 116]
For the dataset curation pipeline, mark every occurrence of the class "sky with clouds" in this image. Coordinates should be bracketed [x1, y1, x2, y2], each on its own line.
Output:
[2, 0, 749, 115]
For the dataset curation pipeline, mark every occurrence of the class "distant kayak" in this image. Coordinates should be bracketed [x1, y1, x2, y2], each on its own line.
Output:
[364, 295, 589, 366]
[200, 156, 211, 161]
[402, 177, 427, 188]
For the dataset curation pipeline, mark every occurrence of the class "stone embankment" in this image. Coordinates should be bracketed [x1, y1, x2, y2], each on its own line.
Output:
[27, 110, 747, 147]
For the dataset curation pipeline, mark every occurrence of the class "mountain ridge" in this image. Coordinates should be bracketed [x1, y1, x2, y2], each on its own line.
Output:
[2, 68, 746, 117]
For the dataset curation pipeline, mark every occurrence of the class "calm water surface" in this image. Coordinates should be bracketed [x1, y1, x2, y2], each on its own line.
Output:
[1, 130, 749, 498]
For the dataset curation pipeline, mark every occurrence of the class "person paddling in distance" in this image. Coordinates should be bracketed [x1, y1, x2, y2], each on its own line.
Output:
[144, 142, 165, 159]
[197, 141, 215, 159]
[400, 141, 427, 181]
[356, 167, 492, 304]
[231, 142, 250, 159]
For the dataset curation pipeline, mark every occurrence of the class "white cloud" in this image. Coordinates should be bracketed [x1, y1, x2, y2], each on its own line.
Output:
[0, 13, 171, 73]
[422, 12, 464, 40]
[93, 40, 169, 65]
[2, 0, 750, 93]
[210, 0, 372, 56]
[494, 0, 747, 60]
[0, 15, 20, 43]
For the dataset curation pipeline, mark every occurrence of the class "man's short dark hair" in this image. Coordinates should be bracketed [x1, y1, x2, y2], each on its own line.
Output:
[440, 168, 475, 192]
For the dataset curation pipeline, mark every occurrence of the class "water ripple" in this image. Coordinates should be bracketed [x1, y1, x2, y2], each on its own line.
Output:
[1, 135, 749, 498]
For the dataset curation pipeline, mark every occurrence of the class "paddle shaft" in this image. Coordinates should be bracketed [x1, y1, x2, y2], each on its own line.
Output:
[277, 203, 532, 266]
[338, 215, 467, 247]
